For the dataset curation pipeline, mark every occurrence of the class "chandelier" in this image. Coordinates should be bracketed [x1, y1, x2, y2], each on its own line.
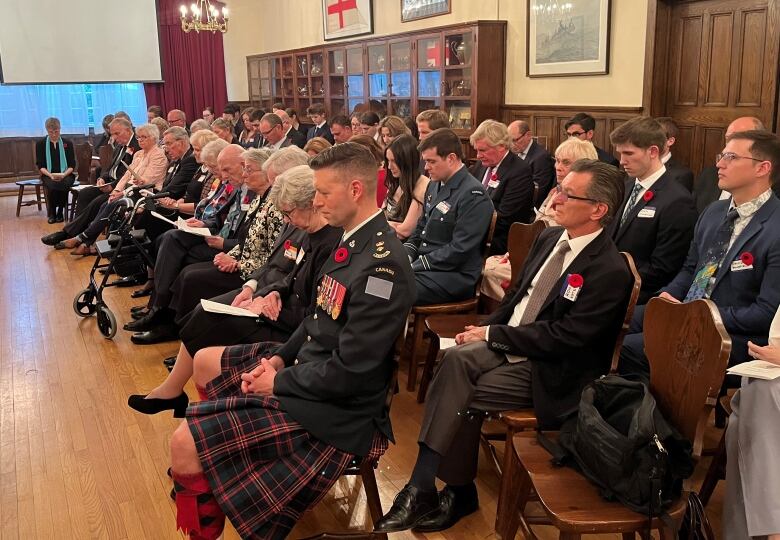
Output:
[180, 0, 228, 33]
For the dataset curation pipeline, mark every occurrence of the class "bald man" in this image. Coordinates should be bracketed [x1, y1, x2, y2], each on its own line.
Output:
[276, 109, 307, 149]
[508, 120, 555, 207]
[695, 117, 768, 213]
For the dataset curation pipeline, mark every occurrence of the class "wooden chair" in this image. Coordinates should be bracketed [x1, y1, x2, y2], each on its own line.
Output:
[417, 220, 548, 403]
[15, 179, 45, 217]
[402, 210, 497, 392]
[495, 298, 732, 540]
[66, 143, 93, 221]
[98, 144, 113, 172]
[301, 323, 408, 540]
[697, 394, 733, 506]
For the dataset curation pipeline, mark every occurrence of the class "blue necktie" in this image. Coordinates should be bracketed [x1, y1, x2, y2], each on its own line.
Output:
[684, 208, 739, 301]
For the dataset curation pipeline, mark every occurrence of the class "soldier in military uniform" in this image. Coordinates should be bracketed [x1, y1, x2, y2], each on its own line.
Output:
[165, 143, 416, 540]
[404, 128, 495, 305]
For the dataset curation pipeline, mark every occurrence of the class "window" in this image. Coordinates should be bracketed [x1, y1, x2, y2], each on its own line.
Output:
[0, 83, 147, 137]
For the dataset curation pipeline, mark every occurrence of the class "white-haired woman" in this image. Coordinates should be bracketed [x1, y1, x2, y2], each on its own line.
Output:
[36, 117, 77, 223]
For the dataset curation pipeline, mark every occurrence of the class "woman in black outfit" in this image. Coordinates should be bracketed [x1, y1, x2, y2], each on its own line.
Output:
[127, 164, 341, 416]
[36, 117, 76, 223]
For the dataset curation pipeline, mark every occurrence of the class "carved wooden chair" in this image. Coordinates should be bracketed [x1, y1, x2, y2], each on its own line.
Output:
[494, 298, 731, 539]
[402, 210, 497, 391]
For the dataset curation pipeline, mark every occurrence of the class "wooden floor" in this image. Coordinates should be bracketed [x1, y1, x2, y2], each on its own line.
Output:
[0, 195, 726, 539]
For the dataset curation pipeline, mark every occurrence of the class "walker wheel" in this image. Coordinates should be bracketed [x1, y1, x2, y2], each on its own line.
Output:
[96, 305, 117, 339]
[73, 288, 97, 317]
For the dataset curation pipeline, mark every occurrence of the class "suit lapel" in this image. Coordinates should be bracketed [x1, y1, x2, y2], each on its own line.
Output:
[614, 173, 669, 242]
[537, 232, 604, 315]
[506, 232, 558, 309]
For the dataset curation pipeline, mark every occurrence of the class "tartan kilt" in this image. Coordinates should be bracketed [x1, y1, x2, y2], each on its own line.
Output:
[186, 342, 389, 539]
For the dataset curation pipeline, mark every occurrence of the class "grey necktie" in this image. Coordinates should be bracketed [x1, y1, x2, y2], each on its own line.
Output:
[620, 182, 644, 227]
[519, 240, 571, 326]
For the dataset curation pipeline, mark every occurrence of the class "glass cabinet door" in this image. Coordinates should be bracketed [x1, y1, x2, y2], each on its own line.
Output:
[346, 46, 365, 114]
[310, 52, 325, 99]
[328, 49, 346, 97]
[388, 40, 411, 116]
[368, 42, 388, 115]
[416, 35, 443, 112]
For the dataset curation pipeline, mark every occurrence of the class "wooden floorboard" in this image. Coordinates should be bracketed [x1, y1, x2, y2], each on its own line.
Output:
[0, 196, 725, 539]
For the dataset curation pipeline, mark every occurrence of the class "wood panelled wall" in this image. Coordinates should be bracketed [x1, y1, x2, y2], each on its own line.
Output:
[0, 134, 92, 187]
[500, 105, 644, 158]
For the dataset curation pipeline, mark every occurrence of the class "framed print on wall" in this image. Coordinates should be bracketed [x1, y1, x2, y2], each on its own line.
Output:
[401, 0, 451, 22]
[323, 0, 374, 41]
[527, 0, 611, 77]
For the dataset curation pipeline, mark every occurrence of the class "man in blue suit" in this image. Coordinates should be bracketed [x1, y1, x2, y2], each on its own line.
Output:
[620, 130, 780, 377]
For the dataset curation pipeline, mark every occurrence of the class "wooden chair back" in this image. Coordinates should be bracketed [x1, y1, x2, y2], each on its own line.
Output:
[644, 298, 731, 458]
[482, 210, 498, 259]
[609, 252, 642, 373]
[507, 220, 547, 286]
[98, 144, 113, 170]
[75, 143, 93, 183]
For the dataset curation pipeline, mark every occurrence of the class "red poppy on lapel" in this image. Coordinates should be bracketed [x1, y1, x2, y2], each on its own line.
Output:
[334, 247, 348, 262]
[284, 240, 292, 250]
[740, 252, 754, 266]
[642, 191, 654, 202]
[568, 274, 584, 288]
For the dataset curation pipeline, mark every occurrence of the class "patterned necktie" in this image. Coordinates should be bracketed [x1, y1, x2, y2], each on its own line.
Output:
[684, 208, 739, 301]
[620, 182, 644, 227]
[519, 241, 571, 325]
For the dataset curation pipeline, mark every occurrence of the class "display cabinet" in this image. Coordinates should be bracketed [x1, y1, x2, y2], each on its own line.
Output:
[247, 20, 506, 135]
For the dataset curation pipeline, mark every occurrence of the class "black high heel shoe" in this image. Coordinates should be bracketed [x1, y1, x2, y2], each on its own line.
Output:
[127, 392, 189, 417]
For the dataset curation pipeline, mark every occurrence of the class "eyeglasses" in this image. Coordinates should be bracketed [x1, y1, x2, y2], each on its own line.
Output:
[278, 206, 300, 219]
[716, 152, 765, 164]
[554, 184, 598, 203]
[242, 165, 261, 174]
[566, 130, 586, 138]
[259, 127, 276, 137]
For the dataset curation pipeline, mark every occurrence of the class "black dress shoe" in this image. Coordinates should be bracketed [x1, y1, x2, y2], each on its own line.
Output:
[114, 276, 143, 288]
[373, 484, 439, 533]
[123, 307, 164, 332]
[131, 324, 179, 345]
[130, 286, 153, 299]
[163, 355, 177, 367]
[55, 215, 64, 223]
[127, 392, 188, 417]
[41, 231, 69, 246]
[131, 305, 149, 314]
[131, 309, 149, 320]
[412, 484, 479, 532]
[47, 216, 57, 224]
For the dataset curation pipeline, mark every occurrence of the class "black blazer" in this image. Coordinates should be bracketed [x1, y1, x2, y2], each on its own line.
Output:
[471, 151, 535, 254]
[523, 140, 556, 207]
[484, 227, 632, 429]
[307, 123, 335, 145]
[274, 213, 416, 456]
[596, 145, 620, 167]
[160, 148, 199, 201]
[665, 157, 694, 192]
[246, 224, 306, 286]
[286, 128, 307, 149]
[610, 172, 697, 303]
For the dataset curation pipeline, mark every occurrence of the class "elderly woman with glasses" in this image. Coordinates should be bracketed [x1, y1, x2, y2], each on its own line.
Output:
[128, 163, 342, 417]
[480, 138, 599, 305]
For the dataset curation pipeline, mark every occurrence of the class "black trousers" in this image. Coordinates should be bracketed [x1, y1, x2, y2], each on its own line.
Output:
[63, 189, 110, 237]
[41, 174, 75, 216]
[169, 260, 245, 320]
[150, 230, 220, 310]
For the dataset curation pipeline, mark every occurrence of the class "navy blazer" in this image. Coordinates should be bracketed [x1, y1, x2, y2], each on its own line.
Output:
[471, 151, 534, 254]
[662, 194, 780, 365]
[523, 140, 556, 207]
[611, 171, 697, 303]
[307, 123, 335, 145]
[665, 157, 694, 192]
[485, 227, 632, 428]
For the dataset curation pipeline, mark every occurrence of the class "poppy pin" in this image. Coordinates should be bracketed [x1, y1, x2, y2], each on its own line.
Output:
[740, 252, 754, 267]
[568, 274, 584, 288]
[643, 191, 654, 202]
[500, 279, 511, 290]
[284, 240, 292, 250]
[334, 247, 349, 263]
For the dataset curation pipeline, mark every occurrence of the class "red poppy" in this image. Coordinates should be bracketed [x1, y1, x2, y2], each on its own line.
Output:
[500, 279, 510, 290]
[643, 191, 654, 202]
[334, 247, 348, 262]
[568, 273, 584, 288]
[225, 184, 234, 195]
[284, 240, 292, 249]
[740, 252, 754, 266]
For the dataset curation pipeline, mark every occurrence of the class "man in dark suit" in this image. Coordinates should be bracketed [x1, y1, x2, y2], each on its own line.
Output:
[375, 160, 632, 533]
[329, 114, 352, 144]
[694, 116, 766, 212]
[41, 118, 140, 246]
[306, 102, 335, 144]
[609, 116, 697, 303]
[166, 143, 415, 539]
[259, 113, 293, 151]
[620, 130, 780, 378]
[655, 117, 695, 192]
[469, 120, 534, 254]
[565, 112, 620, 167]
[509, 120, 556, 207]
[277, 109, 306, 148]
[404, 128, 494, 305]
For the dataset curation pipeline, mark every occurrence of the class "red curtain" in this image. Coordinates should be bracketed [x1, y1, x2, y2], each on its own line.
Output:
[144, 0, 229, 120]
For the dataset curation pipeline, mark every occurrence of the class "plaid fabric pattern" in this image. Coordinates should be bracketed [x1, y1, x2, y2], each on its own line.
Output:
[186, 342, 389, 539]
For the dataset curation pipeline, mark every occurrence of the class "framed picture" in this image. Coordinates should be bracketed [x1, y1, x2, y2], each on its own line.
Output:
[323, 0, 374, 41]
[401, 0, 451, 23]
[527, 0, 611, 77]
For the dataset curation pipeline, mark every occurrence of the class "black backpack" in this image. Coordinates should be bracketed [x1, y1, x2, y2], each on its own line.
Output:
[538, 375, 695, 516]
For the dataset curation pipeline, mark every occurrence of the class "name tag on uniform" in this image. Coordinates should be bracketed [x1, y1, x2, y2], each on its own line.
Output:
[365, 276, 393, 300]
[284, 243, 299, 260]
[637, 207, 656, 218]
[730, 260, 753, 272]
[295, 248, 305, 264]
[435, 201, 451, 214]
[241, 203, 250, 211]
[563, 284, 581, 301]
[488, 180, 499, 189]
